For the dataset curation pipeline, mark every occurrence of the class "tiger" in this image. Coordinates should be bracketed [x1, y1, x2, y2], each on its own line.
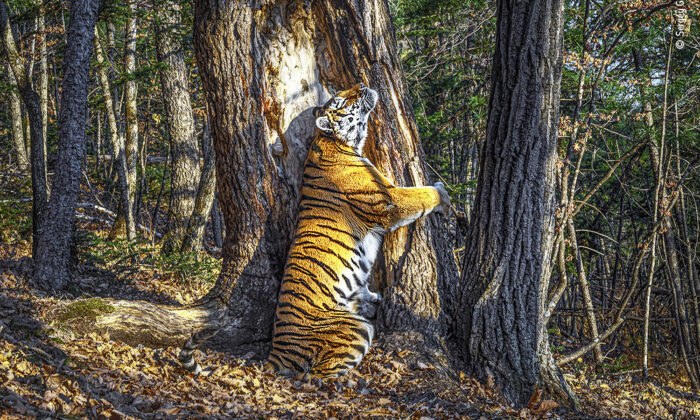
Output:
[264, 83, 451, 379]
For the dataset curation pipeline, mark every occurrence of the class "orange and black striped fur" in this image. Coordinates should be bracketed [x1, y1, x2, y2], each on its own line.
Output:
[264, 83, 451, 379]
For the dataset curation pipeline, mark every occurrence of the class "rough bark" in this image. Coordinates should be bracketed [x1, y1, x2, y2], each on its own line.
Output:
[1, 1, 48, 258]
[113, 1, 140, 236]
[445, 0, 573, 407]
[33, 0, 102, 291]
[311, 0, 459, 339]
[155, 1, 200, 254]
[38, 1, 48, 148]
[181, 122, 216, 253]
[188, 0, 296, 354]
[91, 0, 456, 359]
[6, 66, 29, 170]
[94, 30, 136, 240]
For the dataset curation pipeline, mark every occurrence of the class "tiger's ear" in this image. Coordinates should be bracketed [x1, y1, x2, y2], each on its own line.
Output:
[312, 106, 323, 118]
[316, 116, 333, 133]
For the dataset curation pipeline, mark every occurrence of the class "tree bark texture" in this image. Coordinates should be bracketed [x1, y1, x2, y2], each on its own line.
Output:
[191, 0, 293, 353]
[311, 0, 459, 338]
[94, 31, 136, 240]
[181, 122, 217, 253]
[6, 66, 29, 170]
[97, 0, 456, 358]
[33, 0, 102, 291]
[1, 1, 48, 258]
[124, 1, 139, 233]
[156, 1, 200, 254]
[445, 0, 573, 407]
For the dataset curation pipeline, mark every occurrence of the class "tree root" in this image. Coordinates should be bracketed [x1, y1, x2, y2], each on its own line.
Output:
[91, 300, 219, 348]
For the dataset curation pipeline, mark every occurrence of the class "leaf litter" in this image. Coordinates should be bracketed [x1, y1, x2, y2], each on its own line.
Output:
[1, 241, 698, 418]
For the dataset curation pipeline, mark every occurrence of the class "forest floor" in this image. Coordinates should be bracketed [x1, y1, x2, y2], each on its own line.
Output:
[1, 176, 699, 419]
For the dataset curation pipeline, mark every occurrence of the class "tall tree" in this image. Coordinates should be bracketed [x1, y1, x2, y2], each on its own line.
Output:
[118, 0, 140, 239]
[311, 0, 459, 337]
[6, 66, 29, 170]
[445, 0, 574, 407]
[94, 30, 136, 240]
[33, 0, 102, 290]
[155, 0, 200, 254]
[91, 0, 457, 357]
[38, 0, 48, 149]
[180, 121, 216, 253]
[1, 1, 48, 257]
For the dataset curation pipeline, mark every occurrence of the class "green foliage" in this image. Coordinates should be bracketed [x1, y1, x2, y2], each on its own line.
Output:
[393, 0, 495, 216]
[599, 354, 638, 374]
[0, 196, 31, 244]
[77, 233, 219, 285]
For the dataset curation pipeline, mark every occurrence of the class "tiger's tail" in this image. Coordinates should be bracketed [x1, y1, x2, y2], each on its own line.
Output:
[178, 327, 219, 375]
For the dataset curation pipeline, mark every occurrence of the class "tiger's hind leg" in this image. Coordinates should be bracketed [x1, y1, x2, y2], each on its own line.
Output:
[264, 354, 295, 377]
[354, 285, 382, 319]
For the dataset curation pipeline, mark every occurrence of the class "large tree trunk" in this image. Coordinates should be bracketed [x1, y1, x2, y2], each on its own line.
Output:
[1, 1, 48, 258]
[90, 0, 456, 360]
[445, 0, 574, 407]
[156, 1, 200, 255]
[33, 0, 102, 291]
[311, 0, 459, 338]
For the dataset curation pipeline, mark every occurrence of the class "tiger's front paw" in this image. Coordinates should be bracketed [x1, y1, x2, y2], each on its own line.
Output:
[434, 182, 451, 216]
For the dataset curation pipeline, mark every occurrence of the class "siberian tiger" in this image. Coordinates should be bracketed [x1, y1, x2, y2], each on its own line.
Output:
[264, 83, 451, 379]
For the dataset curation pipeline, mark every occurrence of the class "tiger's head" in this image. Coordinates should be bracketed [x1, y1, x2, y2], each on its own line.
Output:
[315, 83, 379, 153]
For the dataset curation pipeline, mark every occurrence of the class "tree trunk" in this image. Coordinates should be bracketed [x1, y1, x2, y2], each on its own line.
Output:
[211, 195, 223, 248]
[155, 1, 200, 255]
[181, 122, 216, 253]
[445, 0, 574, 407]
[311, 0, 459, 338]
[6, 66, 29, 170]
[89, 0, 456, 361]
[189, 0, 297, 354]
[38, 1, 48, 150]
[123, 1, 139, 230]
[33, 0, 102, 291]
[1, 1, 48, 258]
[94, 30, 136, 240]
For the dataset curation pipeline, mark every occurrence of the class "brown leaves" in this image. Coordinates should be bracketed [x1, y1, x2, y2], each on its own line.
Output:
[2, 254, 698, 419]
[526, 389, 560, 417]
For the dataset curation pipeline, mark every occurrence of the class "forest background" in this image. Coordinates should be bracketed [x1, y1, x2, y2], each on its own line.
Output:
[0, 0, 699, 418]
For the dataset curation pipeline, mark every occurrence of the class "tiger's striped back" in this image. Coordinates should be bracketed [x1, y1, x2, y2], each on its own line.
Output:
[265, 84, 450, 379]
[268, 135, 392, 376]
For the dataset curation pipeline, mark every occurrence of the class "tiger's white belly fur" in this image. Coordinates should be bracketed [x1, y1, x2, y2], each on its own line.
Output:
[335, 230, 383, 319]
